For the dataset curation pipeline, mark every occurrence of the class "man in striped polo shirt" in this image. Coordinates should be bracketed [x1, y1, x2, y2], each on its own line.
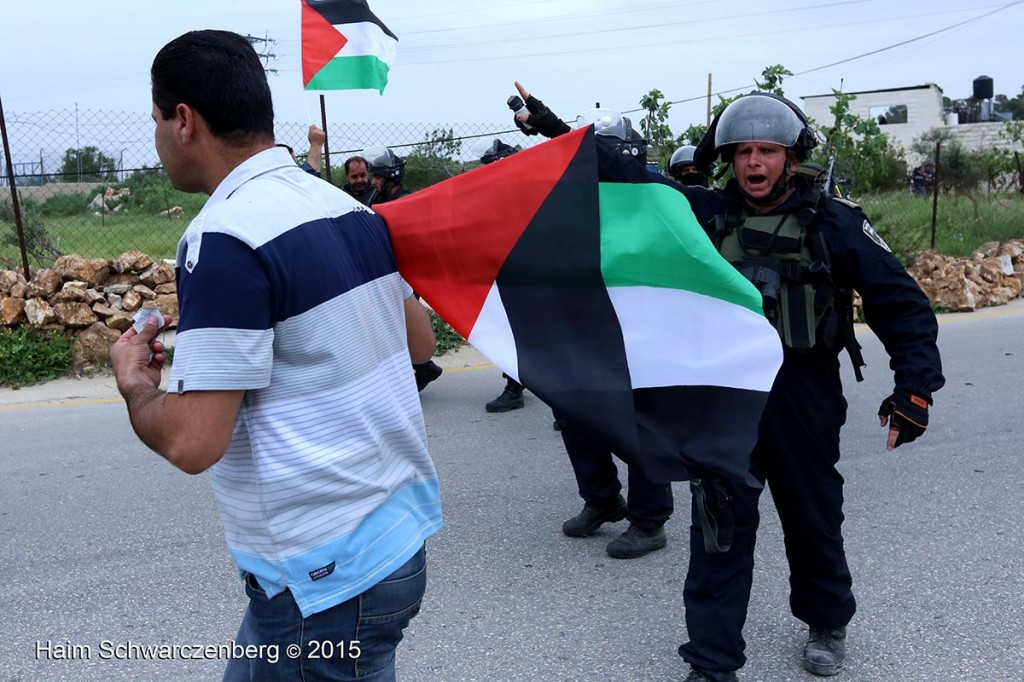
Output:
[111, 30, 442, 681]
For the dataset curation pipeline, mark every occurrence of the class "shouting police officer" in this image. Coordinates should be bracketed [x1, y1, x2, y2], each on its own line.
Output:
[512, 86, 944, 680]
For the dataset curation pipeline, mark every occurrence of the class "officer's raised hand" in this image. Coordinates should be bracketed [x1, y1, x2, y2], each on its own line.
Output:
[877, 391, 929, 450]
[512, 81, 570, 139]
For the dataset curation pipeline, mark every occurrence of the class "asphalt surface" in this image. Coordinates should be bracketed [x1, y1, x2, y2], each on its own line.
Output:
[1, 301, 1022, 682]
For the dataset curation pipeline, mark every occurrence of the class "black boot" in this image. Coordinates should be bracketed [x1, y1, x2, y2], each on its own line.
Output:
[690, 475, 734, 554]
[562, 496, 627, 537]
[605, 523, 667, 559]
[802, 626, 846, 676]
[684, 666, 739, 682]
[413, 361, 443, 392]
[485, 383, 524, 412]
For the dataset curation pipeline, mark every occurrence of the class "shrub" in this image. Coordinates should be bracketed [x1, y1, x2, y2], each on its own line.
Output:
[39, 192, 91, 218]
[0, 326, 75, 387]
[430, 310, 464, 355]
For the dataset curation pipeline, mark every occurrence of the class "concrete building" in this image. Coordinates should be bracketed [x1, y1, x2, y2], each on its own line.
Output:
[801, 83, 1020, 164]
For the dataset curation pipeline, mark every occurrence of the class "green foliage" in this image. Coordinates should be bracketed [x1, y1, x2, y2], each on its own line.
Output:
[59, 146, 118, 183]
[123, 166, 205, 215]
[812, 90, 907, 194]
[430, 310, 464, 355]
[39, 192, 90, 217]
[405, 128, 464, 191]
[0, 198, 63, 263]
[753, 65, 792, 96]
[0, 326, 75, 387]
[910, 129, 983, 194]
[639, 89, 675, 169]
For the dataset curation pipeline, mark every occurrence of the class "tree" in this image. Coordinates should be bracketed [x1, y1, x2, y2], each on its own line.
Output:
[911, 129, 983, 195]
[404, 128, 463, 190]
[812, 90, 906, 194]
[638, 89, 674, 169]
[59, 146, 118, 183]
[754, 64, 792, 96]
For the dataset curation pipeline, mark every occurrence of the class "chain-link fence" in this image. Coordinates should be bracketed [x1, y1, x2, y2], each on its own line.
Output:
[2, 108, 1022, 272]
[0, 108, 539, 270]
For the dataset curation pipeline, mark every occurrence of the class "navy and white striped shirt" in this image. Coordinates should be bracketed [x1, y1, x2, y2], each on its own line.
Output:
[169, 147, 441, 617]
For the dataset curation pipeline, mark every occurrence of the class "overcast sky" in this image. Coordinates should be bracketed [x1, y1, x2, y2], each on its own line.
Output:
[2, 0, 1022, 156]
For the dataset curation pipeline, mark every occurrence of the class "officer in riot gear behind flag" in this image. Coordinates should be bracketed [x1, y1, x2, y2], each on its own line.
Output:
[365, 145, 444, 392]
[512, 85, 943, 681]
[477, 139, 529, 413]
[668, 144, 709, 187]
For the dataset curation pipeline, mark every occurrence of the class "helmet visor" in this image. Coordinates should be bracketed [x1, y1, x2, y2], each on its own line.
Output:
[577, 108, 631, 141]
[714, 95, 806, 151]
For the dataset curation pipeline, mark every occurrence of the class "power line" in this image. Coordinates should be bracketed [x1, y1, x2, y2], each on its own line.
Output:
[636, 0, 1024, 113]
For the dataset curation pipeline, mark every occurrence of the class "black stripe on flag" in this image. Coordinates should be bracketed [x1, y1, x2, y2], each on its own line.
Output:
[305, 0, 398, 41]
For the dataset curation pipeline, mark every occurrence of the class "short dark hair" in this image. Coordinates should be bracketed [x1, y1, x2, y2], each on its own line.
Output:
[151, 30, 274, 146]
[344, 156, 368, 174]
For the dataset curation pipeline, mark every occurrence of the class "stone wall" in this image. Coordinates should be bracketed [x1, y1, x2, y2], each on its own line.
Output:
[908, 240, 1024, 312]
[0, 251, 177, 371]
[2, 242, 1023, 373]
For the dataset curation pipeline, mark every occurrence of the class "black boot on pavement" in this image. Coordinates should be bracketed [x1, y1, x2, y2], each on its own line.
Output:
[606, 523, 667, 559]
[802, 626, 846, 676]
[684, 666, 739, 682]
[562, 496, 627, 537]
[413, 361, 443, 392]
[485, 384, 524, 412]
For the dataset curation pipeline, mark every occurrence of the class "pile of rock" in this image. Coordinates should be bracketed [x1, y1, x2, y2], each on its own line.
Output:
[0, 251, 177, 370]
[908, 240, 1024, 312]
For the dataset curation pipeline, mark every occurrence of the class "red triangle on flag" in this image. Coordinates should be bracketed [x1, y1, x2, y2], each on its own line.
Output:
[375, 128, 589, 339]
[302, 1, 350, 87]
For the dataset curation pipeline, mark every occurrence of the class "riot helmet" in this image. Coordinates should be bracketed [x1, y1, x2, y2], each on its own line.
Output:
[668, 144, 708, 187]
[577, 108, 649, 166]
[669, 145, 697, 172]
[479, 139, 518, 165]
[712, 93, 818, 163]
[364, 145, 406, 182]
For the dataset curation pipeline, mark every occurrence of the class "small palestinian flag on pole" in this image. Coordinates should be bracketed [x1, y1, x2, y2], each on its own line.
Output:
[302, 0, 397, 93]
[375, 127, 782, 485]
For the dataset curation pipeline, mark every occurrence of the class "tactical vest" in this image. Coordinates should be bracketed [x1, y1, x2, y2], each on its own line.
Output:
[716, 208, 840, 351]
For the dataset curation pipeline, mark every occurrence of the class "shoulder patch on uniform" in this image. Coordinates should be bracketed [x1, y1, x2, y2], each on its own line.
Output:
[832, 197, 861, 210]
[861, 219, 891, 252]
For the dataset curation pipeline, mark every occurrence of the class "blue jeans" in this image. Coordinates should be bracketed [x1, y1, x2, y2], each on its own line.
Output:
[223, 545, 427, 681]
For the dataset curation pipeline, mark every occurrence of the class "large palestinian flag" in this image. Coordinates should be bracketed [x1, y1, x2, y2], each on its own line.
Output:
[302, 0, 397, 93]
[375, 127, 782, 485]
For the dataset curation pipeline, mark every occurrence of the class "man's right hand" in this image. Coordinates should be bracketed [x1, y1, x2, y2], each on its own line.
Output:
[512, 81, 571, 139]
[307, 124, 326, 146]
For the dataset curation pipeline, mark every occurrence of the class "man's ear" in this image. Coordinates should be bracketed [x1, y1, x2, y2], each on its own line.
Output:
[176, 103, 198, 144]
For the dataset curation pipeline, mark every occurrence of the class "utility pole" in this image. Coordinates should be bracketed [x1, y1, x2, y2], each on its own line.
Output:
[246, 33, 279, 75]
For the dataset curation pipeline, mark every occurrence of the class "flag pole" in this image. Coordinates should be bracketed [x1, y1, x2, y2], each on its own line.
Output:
[319, 95, 332, 184]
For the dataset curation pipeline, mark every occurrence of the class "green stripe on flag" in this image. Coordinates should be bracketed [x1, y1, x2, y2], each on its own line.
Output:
[305, 55, 390, 93]
[598, 182, 764, 316]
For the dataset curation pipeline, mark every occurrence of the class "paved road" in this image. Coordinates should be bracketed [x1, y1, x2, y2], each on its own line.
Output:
[1, 302, 1022, 681]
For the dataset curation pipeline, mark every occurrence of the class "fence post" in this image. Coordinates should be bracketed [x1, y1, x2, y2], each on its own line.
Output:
[0, 94, 32, 280]
[930, 141, 940, 250]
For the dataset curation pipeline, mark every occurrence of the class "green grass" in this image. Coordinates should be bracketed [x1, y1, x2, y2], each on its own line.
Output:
[0, 326, 75, 387]
[859, 191, 1024, 261]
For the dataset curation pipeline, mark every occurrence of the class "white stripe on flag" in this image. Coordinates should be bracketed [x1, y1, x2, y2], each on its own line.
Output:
[334, 22, 398, 63]
[466, 284, 520, 381]
[608, 286, 782, 392]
